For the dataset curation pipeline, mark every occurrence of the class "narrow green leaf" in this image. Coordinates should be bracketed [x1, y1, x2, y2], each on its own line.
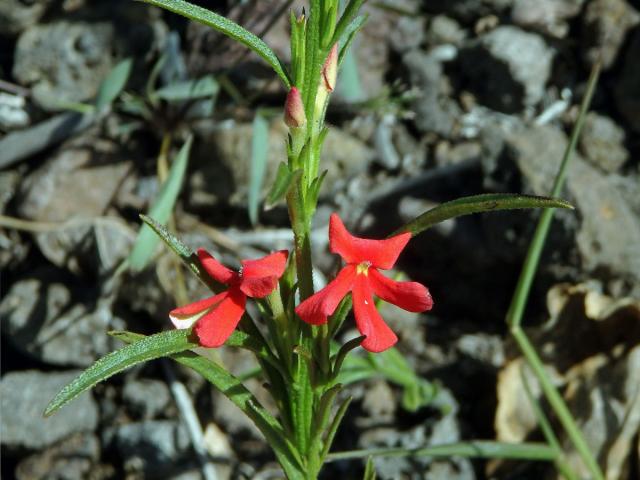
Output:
[266, 162, 296, 207]
[331, 0, 366, 47]
[95, 58, 133, 111]
[338, 14, 367, 66]
[332, 335, 365, 379]
[320, 395, 352, 460]
[154, 75, 219, 101]
[327, 441, 558, 462]
[129, 136, 192, 271]
[248, 113, 269, 225]
[139, 0, 291, 87]
[44, 329, 197, 416]
[337, 42, 363, 102]
[307, 169, 328, 210]
[112, 331, 306, 478]
[393, 193, 574, 237]
[311, 384, 342, 451]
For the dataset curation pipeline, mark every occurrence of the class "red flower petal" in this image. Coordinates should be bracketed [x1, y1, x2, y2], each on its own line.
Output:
[169, 292, 228, 329]
[329, 213, 411, 270]
[352, 274, 398, 353]
[368, 268, 433, 312]
[194, 288, 246, 348]
[295, 265, 357, 325]
[239, 250, 289, 298]
[197, 249, 238, 284]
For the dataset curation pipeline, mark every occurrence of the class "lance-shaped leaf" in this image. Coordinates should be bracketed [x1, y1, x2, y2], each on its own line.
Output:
[331, 0, 366, 47]
[129, 136, 192, 271]
[154, 75, 219, 102]
[248, 112, 269, 225]
[44, 329, 199, 417]
[140, 0, 291, 88]
[95, 58, 133, 112]
[111, 331, 305, 478]
[393, 193, 574, 237]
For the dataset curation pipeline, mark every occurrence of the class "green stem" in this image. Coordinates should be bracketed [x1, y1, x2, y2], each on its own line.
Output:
[505, 61, 604, 480]
[327, 441, 558, 462]
[511, 328, 604, 480]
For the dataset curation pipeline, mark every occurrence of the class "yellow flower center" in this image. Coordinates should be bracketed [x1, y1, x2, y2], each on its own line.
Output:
[356, 261, 371, 275]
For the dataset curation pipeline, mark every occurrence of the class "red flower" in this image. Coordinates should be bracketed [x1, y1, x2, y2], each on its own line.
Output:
[295, 214, 433, 352]
[170, 249, 288, 347]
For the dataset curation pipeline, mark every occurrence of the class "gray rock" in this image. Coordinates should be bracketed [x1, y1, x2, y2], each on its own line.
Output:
[504, 124, 640, 287]
[104, 420, 191, 476]
[0, 370, 98, 450]
[426, 15, 467, 45]
[0, 92, 30, 130]
[123, 378, 171, 419]
[0, 0, 53, 36]
[362, 380, 396, 420]
[571, 160, 640, 287]
[0, 169, 30, 270]
[512, 0, 584, 37]
[456, 333, 506, 367]
[390, 16, 425, 53]
[582, 0, 640, 69]
[360, 388, 474, 479]
[0, 269, 123, 367]
[459, 26, 554, 112]
[579, 112, 628, 172]
[17, 139, 133, 274]
[426, 0, 514, 21]
[15, 433, 101, 480]
[403, 49, 459, 136]
[614, 29, 640, 133]
[13, 21, 113, 109]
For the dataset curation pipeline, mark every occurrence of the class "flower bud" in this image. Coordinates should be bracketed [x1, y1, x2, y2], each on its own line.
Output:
[284, 87, 306, 128]
[321, 44, 338, 92]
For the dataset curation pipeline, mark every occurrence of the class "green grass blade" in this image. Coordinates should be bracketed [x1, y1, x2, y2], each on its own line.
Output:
[505, 61, 604, 480]
[248, 112, 269, 225]
[327, 441, 558, 462]
[337, 40, 363, 102]
[520, 366, 579, 480]
[44, 329, 197, 416]
[393, 193, 574, 237]
[95, 58, 133, 111]
[129, 136, 192, 271]
[154, 75, 219, 101]
[139, 0, 291, 87]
